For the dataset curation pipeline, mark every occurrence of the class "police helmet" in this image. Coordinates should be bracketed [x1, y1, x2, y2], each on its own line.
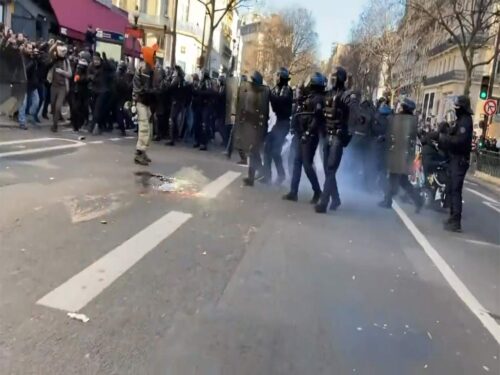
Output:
[201, 69, 210, 80]
[331, 67, 347, 86]
[305, 72, 326, 90]
[276, 67, 290, 81]
[398, 97, 416, 114]
[453, 95, 473, 114]
[250, 71, 263, 85]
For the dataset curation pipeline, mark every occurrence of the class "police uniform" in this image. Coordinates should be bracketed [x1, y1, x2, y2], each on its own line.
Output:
[438, 96, 473, 232]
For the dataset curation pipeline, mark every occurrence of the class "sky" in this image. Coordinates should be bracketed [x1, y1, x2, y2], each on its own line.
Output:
[260, 0, 370, 60]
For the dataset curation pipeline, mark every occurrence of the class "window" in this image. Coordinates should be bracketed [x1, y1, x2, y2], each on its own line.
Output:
[140, 0, 148, 13]
[0, 3, 4, 23]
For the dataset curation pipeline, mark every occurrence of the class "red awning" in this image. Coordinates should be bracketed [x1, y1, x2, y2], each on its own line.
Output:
[50, 0, 129, 41]
[123, 36, 142, 58]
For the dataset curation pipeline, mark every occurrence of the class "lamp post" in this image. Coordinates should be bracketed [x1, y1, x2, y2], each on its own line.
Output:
[131, 5, 140, 62]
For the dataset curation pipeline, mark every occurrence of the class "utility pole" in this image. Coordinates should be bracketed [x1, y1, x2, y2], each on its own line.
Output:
[484, 21, 500, 135]
[170, 0, 179, 67]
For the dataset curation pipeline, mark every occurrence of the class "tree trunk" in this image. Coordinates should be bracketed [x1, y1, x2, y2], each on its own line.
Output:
[463, 65, 473, 97]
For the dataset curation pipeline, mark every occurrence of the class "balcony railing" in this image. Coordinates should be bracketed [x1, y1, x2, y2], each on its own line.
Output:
[423, 69, 486, 86]
[176, 20, 203, 38]
[428, 33, 490, 57]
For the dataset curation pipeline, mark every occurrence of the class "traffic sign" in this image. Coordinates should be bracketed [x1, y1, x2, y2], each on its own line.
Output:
[483, 99, 497, 116]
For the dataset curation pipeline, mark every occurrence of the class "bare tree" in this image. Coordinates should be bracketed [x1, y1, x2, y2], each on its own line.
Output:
[408, 0, 500, 96]
[196, 0, 252, 70]
[351, 0, 405, 102]
[257, 9, 319, 85]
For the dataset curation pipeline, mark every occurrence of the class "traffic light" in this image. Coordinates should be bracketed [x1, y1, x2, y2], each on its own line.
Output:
[480, 75, 490, 100]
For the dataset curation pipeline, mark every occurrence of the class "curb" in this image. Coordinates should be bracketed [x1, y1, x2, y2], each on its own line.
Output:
[472, 171, 500, 190]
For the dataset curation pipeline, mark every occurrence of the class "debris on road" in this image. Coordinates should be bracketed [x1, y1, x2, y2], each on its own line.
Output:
[356, 327, 363, 331]
[67, 312, 90, 323]
[158, 181, 176, 192]
[427, 331, 433, 340]
[78, 136, 86, 141]
[482, 366, 490, 372]
[100, 220, 107, 224]
[352, 275, 356, 280]
[49, 177, 55, 180]
[202, 251, 207, 255]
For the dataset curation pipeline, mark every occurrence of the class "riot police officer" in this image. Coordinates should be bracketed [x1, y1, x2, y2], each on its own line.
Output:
[437, 95, 473, 232]
[166, 65, 188, 146]
[243, 71, 269, 186]
[378, 97, 423, 211]
[315, 67, 354, 213]
[194, 70, 215, 151]
[261, 67, 293, 185]
[282, 72, 325, 203]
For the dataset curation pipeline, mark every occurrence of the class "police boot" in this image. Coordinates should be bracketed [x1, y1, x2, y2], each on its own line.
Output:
[199, 144, 208, 151]
[282, 192, 298, 202]
[444, 220, 462, 233]
[134, 150, 149, 166]
[330, 199, 341, 211]
[310, 191, 321, 205]
[143, 152, 152, 163]
[378, 200, 392, 209]
[314, 204, 328, 214]
[50, 125, 57, 133]
[166, 140, 175, 146]
[243, 177, 254, 186]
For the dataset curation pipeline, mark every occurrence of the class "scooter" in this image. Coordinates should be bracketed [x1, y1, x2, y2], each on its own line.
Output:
[423, 161, 448, 210]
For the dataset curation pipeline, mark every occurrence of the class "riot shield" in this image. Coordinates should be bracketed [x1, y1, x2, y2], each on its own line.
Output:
[225, 77, 238, 125]
[233, 81, 270, 153]
[385, 114, 418, 174]
[349, 98, 375, 136]
[0, 48, 27, 114]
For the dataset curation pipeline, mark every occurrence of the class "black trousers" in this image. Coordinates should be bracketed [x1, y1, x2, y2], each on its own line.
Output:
[384, 173, 421, 207]
[168, 103, 185, 143]
[71, 96, 88, 131]
[319, 136, 343, 207]
[248, 146, 263, 182]
[93, 92, 109, 131]
[449, 156, 469, 223]
[263, 120, 290, 180]
[289, 134, 321, 195]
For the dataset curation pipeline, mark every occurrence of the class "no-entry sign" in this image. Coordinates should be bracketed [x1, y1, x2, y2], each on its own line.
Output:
[483, 99, 497, 116]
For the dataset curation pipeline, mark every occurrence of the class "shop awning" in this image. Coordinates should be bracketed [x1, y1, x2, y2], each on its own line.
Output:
[49, 0, 129, 41]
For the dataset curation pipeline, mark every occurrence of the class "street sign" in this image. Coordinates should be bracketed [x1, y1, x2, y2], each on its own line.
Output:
[483, 99, 497, 116]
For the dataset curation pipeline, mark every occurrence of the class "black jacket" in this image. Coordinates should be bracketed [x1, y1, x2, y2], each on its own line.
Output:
[439, 113, 473, 158]
[270, 85, 293, 121]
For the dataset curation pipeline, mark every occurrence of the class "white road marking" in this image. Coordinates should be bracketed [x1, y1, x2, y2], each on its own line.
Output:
[198, 171, 241, 198]
[88, 140, 104, 144]
[109, 138, 122, 141]
[465, 188, 498, 203]
[461, 238, 500, 249]
[37, 211, 192, 312]
[464, 181, 478, 186]
[0, 137, 55, 146]
[125, 136, 135, 139]
[483, 202, 500, 214]
[393, 202, 500, 344]
[0, 140, 85, 158]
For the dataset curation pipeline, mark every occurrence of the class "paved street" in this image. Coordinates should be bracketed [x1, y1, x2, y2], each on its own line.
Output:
[0, 126, 499, 374]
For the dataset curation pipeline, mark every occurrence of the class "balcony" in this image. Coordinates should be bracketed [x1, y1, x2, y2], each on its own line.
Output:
[423, 69, 486, 86]
[176, 20, 203, 38]
[428, 33, 490, 57]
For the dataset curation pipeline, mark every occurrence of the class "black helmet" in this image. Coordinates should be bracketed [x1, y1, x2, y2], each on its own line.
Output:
[276, 67, 290, 81]
[330, 66, 347, 88]
[306, 72, 326, 90]
[454, 95, 473, 115]
[118, 61, 127, 73]
[251, 71, 263, 85]
[397, 97, 416, 114]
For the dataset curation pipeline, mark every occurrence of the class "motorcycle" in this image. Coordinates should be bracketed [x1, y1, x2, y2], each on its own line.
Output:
[422, 160, 448, 210]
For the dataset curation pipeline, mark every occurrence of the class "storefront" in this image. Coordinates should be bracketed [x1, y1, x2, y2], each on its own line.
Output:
[50, 0, 131, 57]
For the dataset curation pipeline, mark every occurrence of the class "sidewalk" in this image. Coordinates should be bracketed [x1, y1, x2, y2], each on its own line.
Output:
[0, 115, 52, 128]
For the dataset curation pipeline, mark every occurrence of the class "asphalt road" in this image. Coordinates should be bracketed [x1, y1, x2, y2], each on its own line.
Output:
[0, 126, 499, 375]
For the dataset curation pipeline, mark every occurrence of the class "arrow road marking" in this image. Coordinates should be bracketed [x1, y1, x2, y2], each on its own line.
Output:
[0, 138, 86, 158]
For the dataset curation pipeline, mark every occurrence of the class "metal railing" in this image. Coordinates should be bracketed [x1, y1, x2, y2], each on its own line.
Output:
[476, 150, 500, 178]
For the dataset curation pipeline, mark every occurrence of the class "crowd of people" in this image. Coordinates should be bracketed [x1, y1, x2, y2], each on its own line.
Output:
[0, 23, 477, 233]
[0, 24, 230, 159]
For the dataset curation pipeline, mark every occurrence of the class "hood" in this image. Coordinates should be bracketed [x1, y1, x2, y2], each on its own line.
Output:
[141, 46, 156, 68]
